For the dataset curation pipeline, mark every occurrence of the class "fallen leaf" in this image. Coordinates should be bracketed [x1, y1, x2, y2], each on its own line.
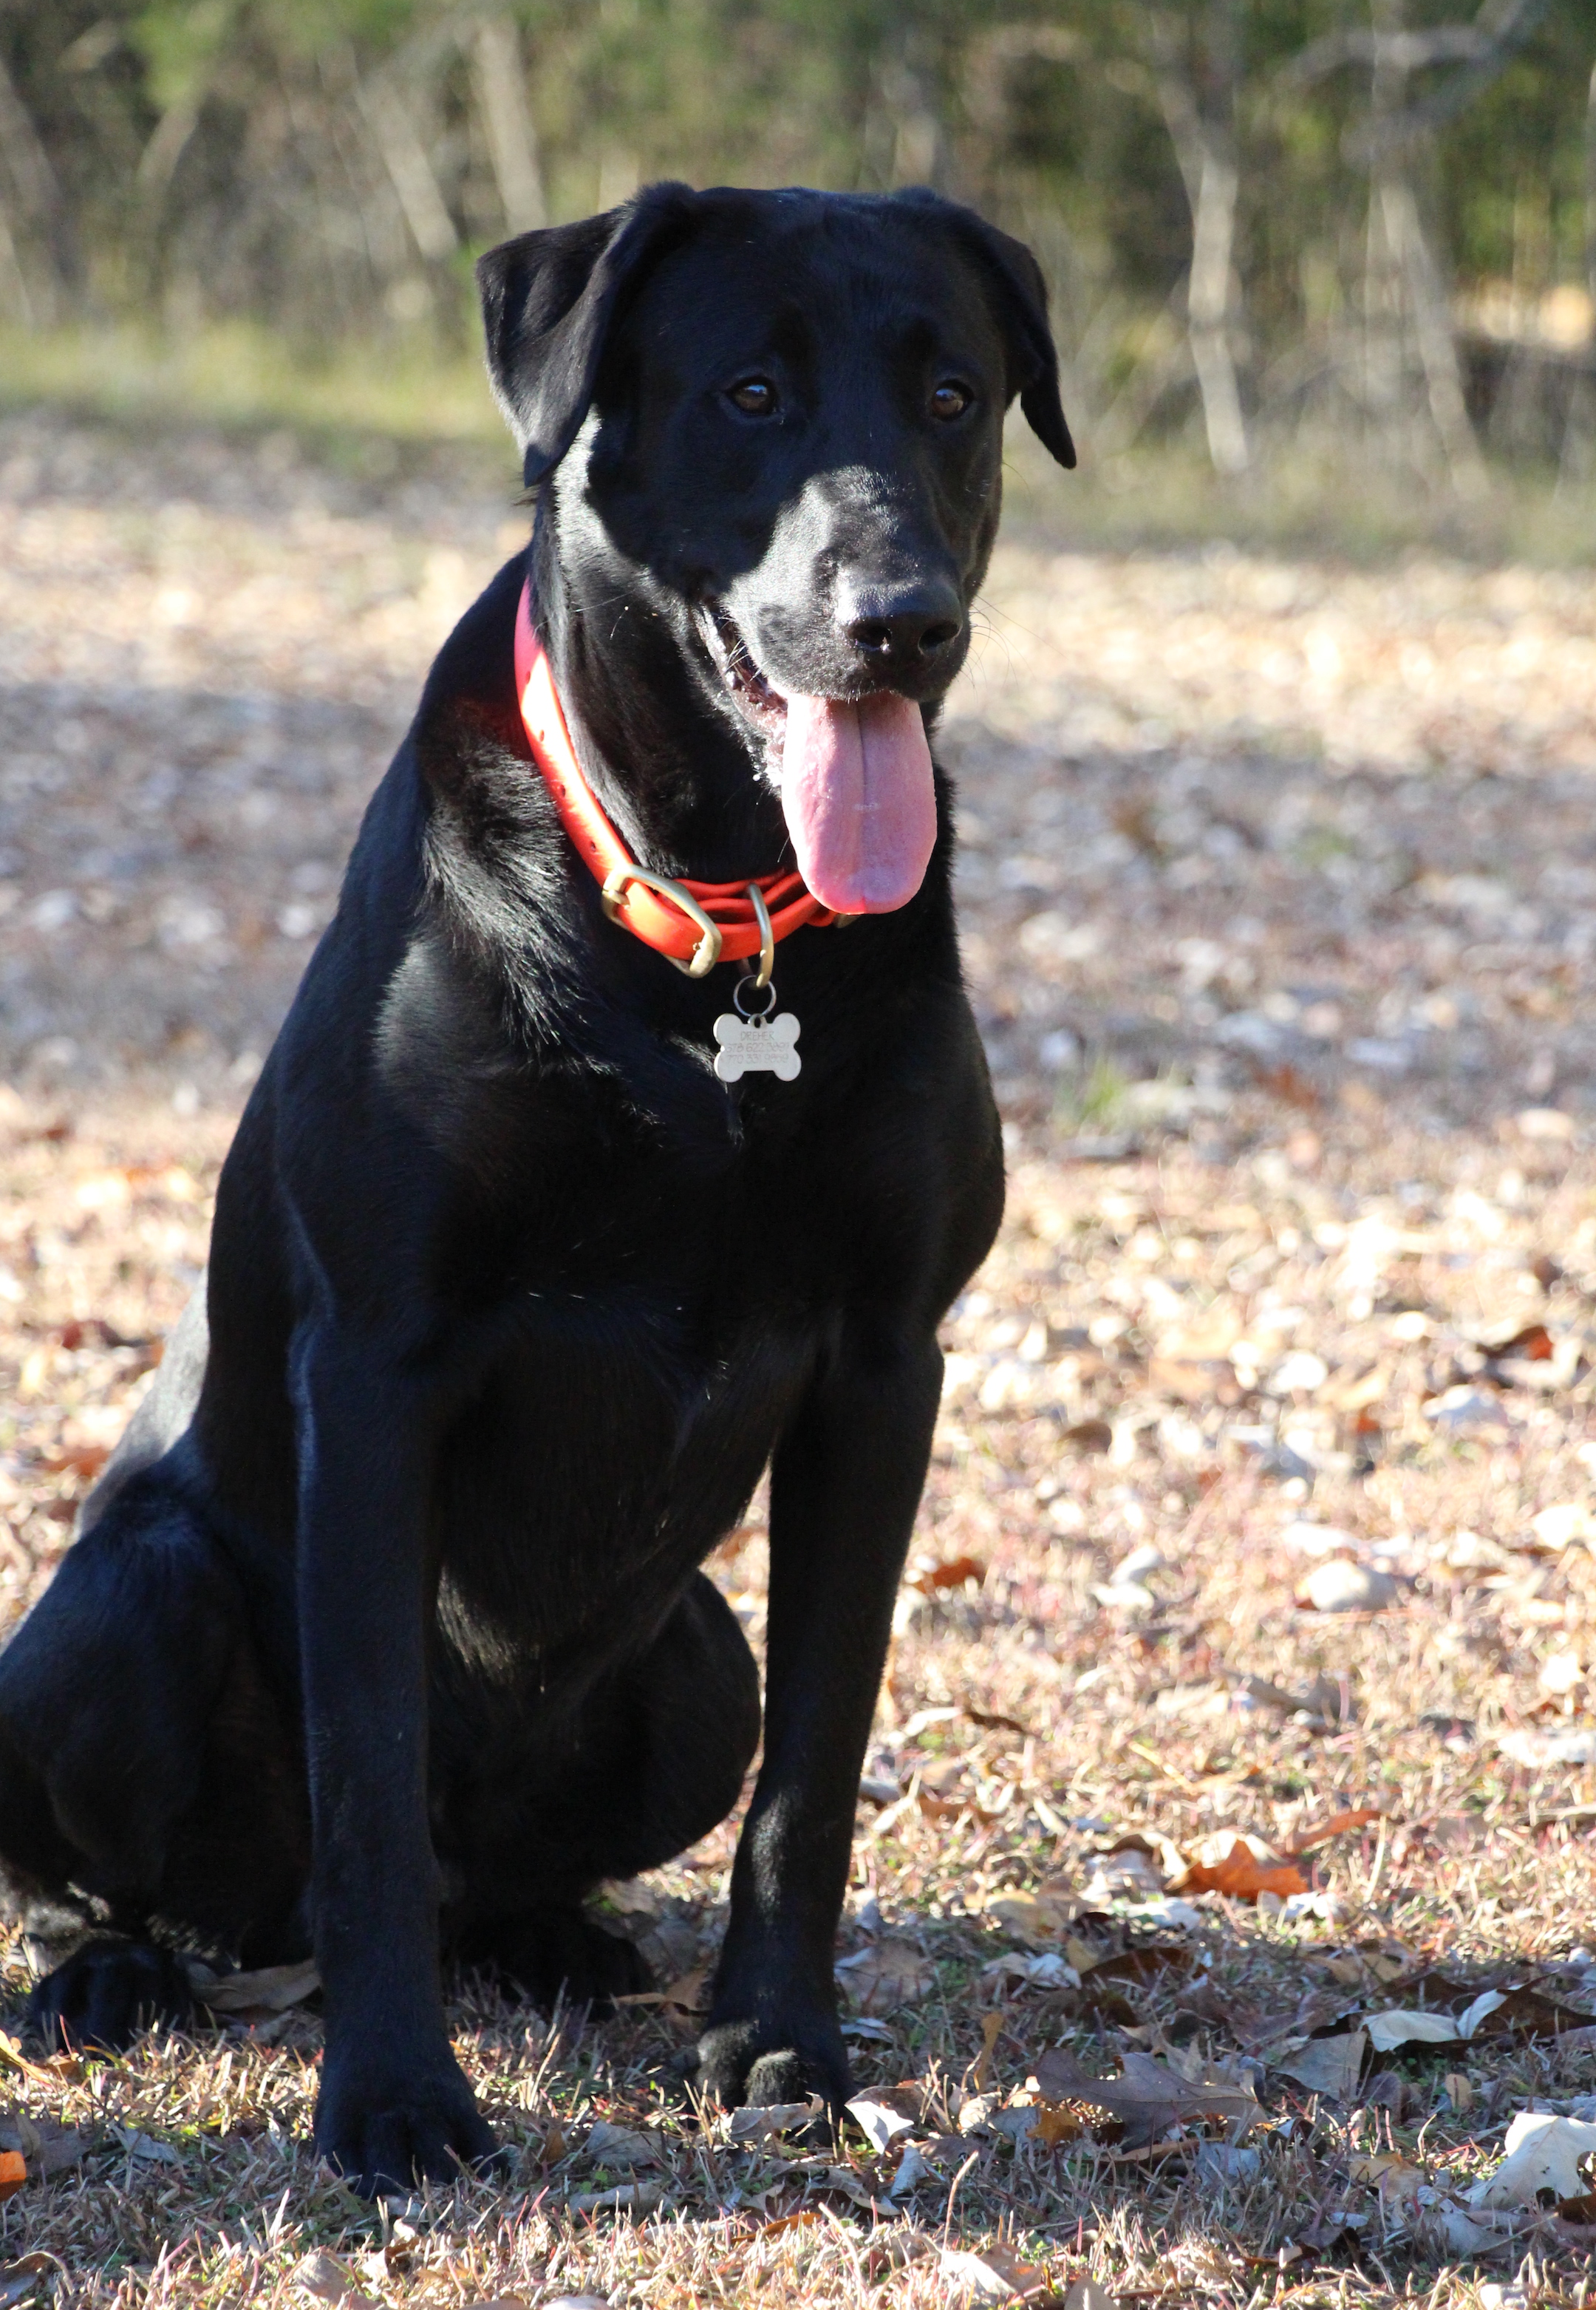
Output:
[1470, 2112, 1596, 2208]
[1365, 2010, 1462, 2052]
[0, 2258, 61, 2310]
[1179, 1830, 1309, 1902]
[1444, 2071, 1473, 2113]
[846, 2095, 915, 2153]
[834, 1937, 935, 2014]
[1088, 1943, 1194, 1985]
[1288, 1806, 1384, 1855]
[584, 2121, 661, 2168]
[983, 1889, 1077, 1946]
[1277, 2029, 1368, 2101]
[1029, 2100, 1080, 2147]
[912, 1556, 986, 1594]
[973, 2007, 1006, 2091]
[757, 2211, 823, 2238]
[295, 2251, 377, 2310]
[200, 1960, 321, 2015]
[539, 2298, 612, 2310]
[965, 1705, 1034, 1736]
[615, 1966, 707, 2013]
[0, 2037, 71, 2089]
[982, 1950, 1080, 1990]
[1463, 1983, 1595, 2041]
[112, 2126, 182, 2164]
[938, 2243, 1049, 2303]
[0, 2156, 23, 2201]
[1032, 2046, 1258, 2149]
[888, 2142, 935, 2196]
[812, 2164, 875, 2207]
[0, 2120, 86, 2178]
[1063, 2284, 1117, 2310]
[727, 2101, 822, 2146]
[1300, 1560, 1396, 1613]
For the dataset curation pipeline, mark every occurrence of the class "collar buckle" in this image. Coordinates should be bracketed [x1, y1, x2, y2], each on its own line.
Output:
[600, 866, 725, 978]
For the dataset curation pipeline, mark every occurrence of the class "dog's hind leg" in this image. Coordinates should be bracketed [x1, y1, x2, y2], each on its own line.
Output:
[449, 1571, 760, 2006]
[0, 1460, 308, 2050]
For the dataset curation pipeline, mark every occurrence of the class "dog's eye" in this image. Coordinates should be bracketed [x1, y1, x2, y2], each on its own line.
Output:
[727, 377, 778, 416]
[930, 381, 972, 421]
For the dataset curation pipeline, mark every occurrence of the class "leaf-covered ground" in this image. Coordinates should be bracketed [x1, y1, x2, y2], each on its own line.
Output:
[4, 409, 1596, 2310]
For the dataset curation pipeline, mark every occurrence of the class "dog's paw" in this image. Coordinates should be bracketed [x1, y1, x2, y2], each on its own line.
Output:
[461, 1907, 649, 2013]
[314, 2056, 502, 2199]
[28, 1938, 194, 2054]
[691, 2011, 850, 2114]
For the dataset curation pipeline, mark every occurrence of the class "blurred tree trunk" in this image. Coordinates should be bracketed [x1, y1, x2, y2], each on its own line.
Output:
[1363, 0, 1484, 492]
[359, 74, 459, 263]
[469, 15, 545, 234]
[1557, 61, 1596, 485]
[1145, 3, 1249, 477]
[0, 52, 71, 321]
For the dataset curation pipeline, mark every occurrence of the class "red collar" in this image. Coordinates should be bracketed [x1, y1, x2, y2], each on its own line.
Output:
[513, 576, 843, 978]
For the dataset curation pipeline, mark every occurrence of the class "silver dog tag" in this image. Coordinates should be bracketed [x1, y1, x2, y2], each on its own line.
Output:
[713, 976, 801, 1082]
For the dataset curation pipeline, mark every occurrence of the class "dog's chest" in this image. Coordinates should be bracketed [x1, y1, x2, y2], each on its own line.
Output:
[432, 1238, 817, 1658]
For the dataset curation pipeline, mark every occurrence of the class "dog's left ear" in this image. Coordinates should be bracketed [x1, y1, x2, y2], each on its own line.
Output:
[477, 182, 698, 488]
[896, 192, 1076, 471]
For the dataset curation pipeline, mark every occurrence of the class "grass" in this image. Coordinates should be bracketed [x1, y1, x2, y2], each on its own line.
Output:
[0, 323, 507, 477]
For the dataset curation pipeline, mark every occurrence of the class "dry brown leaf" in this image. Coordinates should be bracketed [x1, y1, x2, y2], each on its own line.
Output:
[615, 1966, 706, 2014]
[973, 2007, 1006, 2091]
[912, 1554, 986, 1594]
[1288, 1806, 1384, 1855]
[1177, 1830, 1309, 1901]
[0, 2036, 72, 2089]
[939, 2242, 1051, 2303]
[983, 1888, 1078, 1946]
[0, 2258, 61, 2310]
[1033, 2046, 1258, 2149]
[0, 2118, 86, 2178]
[835, 1937, 935, 2014]
[1063, 2283, 1117, 2310]
[294, 2251, 376, 2310]
[1029, 2099, 1080, 2147]
[1277, 2030, 1367, 2101]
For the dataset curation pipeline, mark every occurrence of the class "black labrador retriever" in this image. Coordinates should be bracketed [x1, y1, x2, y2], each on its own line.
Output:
[0, 182, 1072, 2194]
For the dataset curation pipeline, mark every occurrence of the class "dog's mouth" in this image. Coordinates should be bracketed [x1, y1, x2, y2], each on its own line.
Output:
[691, 599, 938, 917]
[695, 601, 788, 742]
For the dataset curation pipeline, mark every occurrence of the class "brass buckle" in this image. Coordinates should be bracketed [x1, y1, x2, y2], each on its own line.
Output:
[745, 882, 775, 990]
[601, 865, 723, 978]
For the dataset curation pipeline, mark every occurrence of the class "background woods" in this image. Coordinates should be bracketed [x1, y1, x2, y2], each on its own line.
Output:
[2, 0, 1596, 483]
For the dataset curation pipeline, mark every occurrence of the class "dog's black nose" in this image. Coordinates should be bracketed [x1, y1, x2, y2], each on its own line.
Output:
[840, 582, 963, 670]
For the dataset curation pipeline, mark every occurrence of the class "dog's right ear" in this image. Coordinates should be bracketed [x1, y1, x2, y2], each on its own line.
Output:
[477, 182, 698, 488]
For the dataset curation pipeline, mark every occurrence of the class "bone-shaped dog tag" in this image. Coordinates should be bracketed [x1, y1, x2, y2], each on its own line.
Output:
[713, 1009, 801, 1083]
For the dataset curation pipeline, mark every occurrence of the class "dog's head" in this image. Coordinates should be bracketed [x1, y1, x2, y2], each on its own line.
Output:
[477, 184, 1072, 914]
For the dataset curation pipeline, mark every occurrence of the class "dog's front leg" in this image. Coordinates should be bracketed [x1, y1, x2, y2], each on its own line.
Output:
[698, 1326, 943, 2110]
[295, 1332, 496, 2196]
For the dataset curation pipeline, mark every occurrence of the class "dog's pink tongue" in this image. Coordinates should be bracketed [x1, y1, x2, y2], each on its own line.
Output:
[778, 691, 937, 914]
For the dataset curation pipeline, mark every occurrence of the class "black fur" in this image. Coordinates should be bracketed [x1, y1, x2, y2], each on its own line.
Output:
[0, 183, 1071, 2194]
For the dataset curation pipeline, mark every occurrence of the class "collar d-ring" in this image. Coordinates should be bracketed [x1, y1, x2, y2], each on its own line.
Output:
[745, 882, 775, 990]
